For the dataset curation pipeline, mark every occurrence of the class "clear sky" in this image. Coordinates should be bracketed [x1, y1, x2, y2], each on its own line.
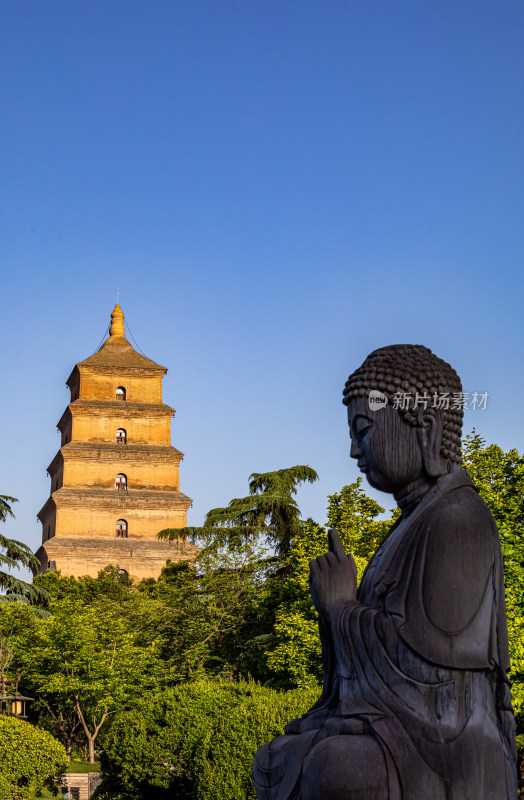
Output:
[1, 0, 523, 578]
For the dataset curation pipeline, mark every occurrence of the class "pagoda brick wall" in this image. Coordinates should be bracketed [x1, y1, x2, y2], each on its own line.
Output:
[50, 504, 187, 540]
[61, 411, 172, 446]
[56, 456, 180, 490]
[78, 369, 163, 403]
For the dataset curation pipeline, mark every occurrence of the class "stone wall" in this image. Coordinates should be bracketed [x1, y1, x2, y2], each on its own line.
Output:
[63, 772, 102, 800]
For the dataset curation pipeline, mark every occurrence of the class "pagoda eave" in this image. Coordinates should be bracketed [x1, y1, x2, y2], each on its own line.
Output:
[46, 443, 184, 475]
[57, 400, 175, 430]
[46, 486, 192, 510]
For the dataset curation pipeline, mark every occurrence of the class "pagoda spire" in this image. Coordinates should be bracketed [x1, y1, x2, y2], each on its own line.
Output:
[109, 303, 125, 337]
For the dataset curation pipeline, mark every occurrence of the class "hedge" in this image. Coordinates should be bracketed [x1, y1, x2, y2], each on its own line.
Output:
[0, 715, 67, 799]
[97, 680, 319, 800]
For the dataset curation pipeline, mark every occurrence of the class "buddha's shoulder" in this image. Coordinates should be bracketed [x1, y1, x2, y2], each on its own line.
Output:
[417, 483, 498, 600]
[419, 480, 496, 536]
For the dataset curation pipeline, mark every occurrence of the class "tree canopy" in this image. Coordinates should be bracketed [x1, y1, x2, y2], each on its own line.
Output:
[158, 465, 318, 559]
[0, 495, 48, 606]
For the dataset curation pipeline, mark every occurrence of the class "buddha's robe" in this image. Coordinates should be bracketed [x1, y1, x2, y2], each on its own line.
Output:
[253, 471, 517, 800]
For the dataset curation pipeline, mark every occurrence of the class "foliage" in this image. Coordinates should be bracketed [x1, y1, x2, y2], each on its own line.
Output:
[0, 715, 66, 799]
[0, 495, 49, 606]
[326, 478, 396, 563]
[34, 565, 135, 605]
[134, 550, 274, 682]
[11, 587, 163, 763]
[264, 519, 325, 687]
[152, 468, 322, 684]
[158, 466, 319, 559]
[0, 604, 43, 696]
[0, 775, 12, 800]
[22, 563, 278, 760]
[462, 432, 524, 527]
[97, 680, 319, 800]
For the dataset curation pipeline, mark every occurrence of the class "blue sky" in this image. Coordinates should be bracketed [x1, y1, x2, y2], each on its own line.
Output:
[1, 0, 523, 575]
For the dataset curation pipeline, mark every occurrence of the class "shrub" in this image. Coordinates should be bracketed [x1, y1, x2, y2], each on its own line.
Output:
[0, 715, 67, 799]
[98, 679, 319, 800]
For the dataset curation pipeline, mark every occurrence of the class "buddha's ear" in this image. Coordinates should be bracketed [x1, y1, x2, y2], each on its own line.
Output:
[416, 406, 445, 478]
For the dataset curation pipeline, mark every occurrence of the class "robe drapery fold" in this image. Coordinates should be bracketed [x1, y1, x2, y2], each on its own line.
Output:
[253, 471, 517, 800]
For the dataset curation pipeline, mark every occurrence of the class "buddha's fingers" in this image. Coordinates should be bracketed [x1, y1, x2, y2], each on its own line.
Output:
[327, 527, 347, 561]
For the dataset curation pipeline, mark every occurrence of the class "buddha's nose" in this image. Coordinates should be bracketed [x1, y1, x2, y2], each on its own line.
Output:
[350, 437, 361, 459]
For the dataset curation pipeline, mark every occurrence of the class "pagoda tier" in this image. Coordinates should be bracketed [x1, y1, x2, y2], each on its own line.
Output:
[45, 442, 184, 494]
[36, 538, 193, 583]
[35, 303, 197, 580]
[57, 400, 176, 448]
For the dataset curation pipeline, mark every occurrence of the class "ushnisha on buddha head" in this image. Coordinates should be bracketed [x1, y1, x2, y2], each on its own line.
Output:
[343, 345, 463, 497]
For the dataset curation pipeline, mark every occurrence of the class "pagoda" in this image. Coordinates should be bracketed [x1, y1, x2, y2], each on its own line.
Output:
[35, 304, 197, 580]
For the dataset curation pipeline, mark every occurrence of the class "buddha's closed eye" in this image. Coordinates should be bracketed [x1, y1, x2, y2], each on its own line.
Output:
[354, 415, 373, 438]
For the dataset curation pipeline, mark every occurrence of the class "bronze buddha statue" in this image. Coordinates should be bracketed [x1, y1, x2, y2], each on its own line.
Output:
[253, 345, 517, 800]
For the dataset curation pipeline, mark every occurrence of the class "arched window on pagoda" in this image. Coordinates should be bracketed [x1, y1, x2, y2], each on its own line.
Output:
[116, 386, 126, 401]
[115, 473, 127, 491]
[116, 428, 127, 444]
[116, 519, 128, 538]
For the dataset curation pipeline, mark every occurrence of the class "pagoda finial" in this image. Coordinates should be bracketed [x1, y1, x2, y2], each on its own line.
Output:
[109, 304, 125, 337]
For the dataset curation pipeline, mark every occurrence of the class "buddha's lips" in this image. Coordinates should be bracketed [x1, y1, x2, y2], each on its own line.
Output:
[358, 462, 369, 473]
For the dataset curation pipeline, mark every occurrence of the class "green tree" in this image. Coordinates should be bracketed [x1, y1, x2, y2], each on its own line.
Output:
[155, 467, 319, 682]
[264, 519, 325, 688]
[462, 432, 524, 735]
[136, 547, 272, 682]
[326, 478, 395, 566]
[158, 466, 319, 560]
[16, 595, 163, 763]
[30, 568, 150, 757]
[34, 564, 135, 605]
[0, 496, 48, 605]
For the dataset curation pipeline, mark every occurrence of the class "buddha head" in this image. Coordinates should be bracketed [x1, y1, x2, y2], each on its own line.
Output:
[342, 345, 463, 495]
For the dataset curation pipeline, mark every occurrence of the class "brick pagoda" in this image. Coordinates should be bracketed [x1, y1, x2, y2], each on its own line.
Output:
[35, 304, 197, 580]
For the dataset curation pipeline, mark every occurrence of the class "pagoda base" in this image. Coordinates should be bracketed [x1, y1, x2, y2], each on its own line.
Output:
[34, 537, 199, 581]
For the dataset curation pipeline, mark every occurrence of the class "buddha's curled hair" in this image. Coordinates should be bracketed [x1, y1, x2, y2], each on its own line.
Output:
[343, 344, 463, 465]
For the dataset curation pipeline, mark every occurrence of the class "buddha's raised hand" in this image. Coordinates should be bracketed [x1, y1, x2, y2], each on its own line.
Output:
[308, 527, 358, 618]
